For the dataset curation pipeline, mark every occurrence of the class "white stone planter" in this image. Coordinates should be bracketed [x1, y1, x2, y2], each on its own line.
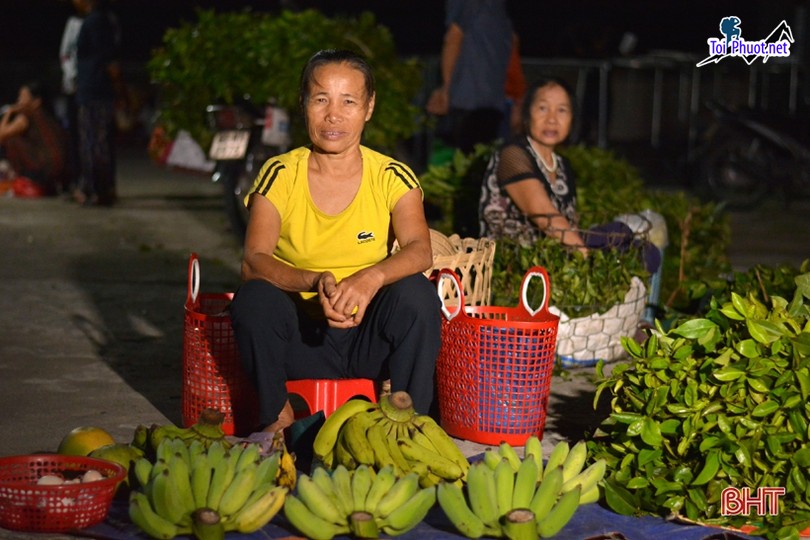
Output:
[552, 276, 647, 368]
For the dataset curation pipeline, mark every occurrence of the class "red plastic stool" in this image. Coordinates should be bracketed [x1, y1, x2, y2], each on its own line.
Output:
[286, 378, 378, 418]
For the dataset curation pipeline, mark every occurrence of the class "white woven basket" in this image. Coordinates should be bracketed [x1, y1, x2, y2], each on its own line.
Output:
[551, 276, 647, 367]
[393, 229, 496, 307]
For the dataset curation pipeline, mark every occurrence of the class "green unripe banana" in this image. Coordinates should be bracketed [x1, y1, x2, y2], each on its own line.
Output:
[437, 481, 486, 539]
[537, 486, 580, 538]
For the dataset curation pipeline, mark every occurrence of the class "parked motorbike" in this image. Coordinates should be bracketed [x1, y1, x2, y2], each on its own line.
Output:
[206, 98, 290, 238]
[693, 99, 810, 210]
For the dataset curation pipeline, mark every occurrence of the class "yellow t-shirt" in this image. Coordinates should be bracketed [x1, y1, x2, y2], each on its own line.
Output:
[246, 145, 422, 297]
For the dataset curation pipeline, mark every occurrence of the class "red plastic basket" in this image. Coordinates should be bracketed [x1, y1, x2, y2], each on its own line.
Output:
[182, 253, 259, 436]
[0, 454, 125, 533]
[435, 266, 559, 446]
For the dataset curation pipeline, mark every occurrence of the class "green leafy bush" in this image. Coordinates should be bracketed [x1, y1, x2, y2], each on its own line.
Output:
[147, 8, 423, 152]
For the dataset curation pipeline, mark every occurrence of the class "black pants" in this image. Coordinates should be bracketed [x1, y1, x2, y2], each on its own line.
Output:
[77, 100, 116, 203]
[229, 273, 442, 427]
[62, 93, 81, 193]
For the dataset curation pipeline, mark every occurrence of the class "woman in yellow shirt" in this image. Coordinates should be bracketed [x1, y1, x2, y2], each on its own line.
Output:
[230, 49, 440, 435]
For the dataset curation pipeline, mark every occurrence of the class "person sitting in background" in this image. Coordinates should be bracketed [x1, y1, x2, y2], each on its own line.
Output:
[479, 76, 585, 251]
[480, 76, 662, 273]
[0, 82, 67, 196]
[229, 49, 441, 435]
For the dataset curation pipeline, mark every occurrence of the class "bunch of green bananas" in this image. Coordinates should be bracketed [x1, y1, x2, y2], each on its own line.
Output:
[131, 408, 233, 460]
[439, 437, 607, 539]
[128, 437, 288, 540]
[284, 463, 436, 539]
[312, 391, 470, 486]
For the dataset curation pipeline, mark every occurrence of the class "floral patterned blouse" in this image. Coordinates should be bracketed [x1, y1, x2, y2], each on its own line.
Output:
[478, 136, 578, 245]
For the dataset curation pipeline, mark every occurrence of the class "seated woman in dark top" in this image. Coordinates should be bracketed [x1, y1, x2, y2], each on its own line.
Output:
[479, 75, 661, 273]
[479, 76, 586, 253]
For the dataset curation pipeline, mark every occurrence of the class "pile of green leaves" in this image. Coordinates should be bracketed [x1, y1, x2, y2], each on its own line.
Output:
[147, 8, 423, 153]
[492, 236, 649, 318]
[588, 263, 810, 539]
[561, 145, 731, 314]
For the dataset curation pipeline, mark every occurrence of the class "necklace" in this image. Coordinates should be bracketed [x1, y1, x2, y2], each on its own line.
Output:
[537, 152, 557, 174]
[527, 137, 558, 174]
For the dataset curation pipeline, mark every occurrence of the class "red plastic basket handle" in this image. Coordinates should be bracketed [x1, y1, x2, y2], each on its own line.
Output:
[187, 252, 200, 305]
[436, 267, 465, 321]
[519, 266, 552, 317]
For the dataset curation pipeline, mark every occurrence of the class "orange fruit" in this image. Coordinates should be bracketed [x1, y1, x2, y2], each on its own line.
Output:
[57, 426, 116, 456]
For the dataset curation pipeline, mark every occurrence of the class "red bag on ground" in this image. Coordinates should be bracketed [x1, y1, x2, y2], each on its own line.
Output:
[12, 177, 45, 198]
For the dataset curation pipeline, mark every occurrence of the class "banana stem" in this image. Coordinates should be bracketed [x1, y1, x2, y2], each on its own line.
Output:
[503, 509, 538, 540]
[199, 408, 226, 426]
[191, 508, 225, 540]
[191, 408, 232, 449]
[379, 391, 416, 423]
[349, 511, 380, 538]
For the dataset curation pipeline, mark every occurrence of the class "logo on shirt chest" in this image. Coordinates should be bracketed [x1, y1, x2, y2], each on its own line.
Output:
[356, 231, 375, 244]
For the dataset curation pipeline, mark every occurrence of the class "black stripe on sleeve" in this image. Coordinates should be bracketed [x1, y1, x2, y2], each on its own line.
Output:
[386, 162, 418, 190]
[256, 161, 286, 196]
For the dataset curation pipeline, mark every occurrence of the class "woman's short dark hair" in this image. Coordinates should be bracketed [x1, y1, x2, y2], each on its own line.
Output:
[23, 81, 45, 101]
[520, 76, 577, 134]
[22, 81, 54, 112]
[299, 49, 375, 113]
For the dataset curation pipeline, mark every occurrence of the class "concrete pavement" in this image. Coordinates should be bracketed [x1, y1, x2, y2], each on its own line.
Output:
[0, 144, 243, 458]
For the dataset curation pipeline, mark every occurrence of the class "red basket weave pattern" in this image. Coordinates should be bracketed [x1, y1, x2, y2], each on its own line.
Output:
[182, 254, 259, 436]
[182, 293, 259, 436]
[0, 455, 125, 533]
[436, 267, 559, 446]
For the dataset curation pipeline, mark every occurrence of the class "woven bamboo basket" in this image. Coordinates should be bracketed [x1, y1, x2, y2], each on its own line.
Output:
[384, 230, 497, 396]
[394, 229, 496, 307]
[430, 230, 496, 307]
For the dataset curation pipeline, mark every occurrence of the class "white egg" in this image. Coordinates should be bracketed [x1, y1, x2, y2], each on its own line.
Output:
[36, 474, 64, 486]
[82, 469, 105, 483]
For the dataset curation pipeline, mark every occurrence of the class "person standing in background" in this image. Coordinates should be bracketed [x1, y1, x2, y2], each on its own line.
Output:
[426, 0, 516, 236]
[73, 0, 124, 207]
[59, 6, 84, 197]
[502, 33, 527, 140]
[426, 0, 515, 154]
